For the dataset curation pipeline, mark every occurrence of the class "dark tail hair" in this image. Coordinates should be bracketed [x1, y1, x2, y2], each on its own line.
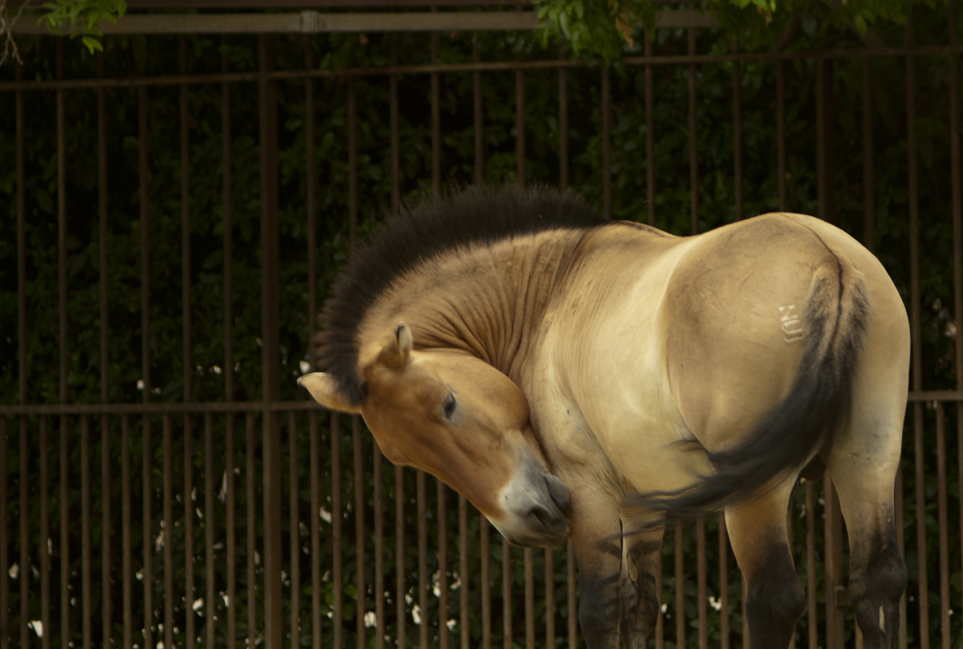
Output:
[625, 257, 870, 528]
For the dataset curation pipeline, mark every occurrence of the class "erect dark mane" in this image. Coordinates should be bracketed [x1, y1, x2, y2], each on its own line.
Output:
[315, 185, 604, 405]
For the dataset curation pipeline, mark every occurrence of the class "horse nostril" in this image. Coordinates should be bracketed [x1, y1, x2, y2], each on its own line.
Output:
[528, 504, 555, 529]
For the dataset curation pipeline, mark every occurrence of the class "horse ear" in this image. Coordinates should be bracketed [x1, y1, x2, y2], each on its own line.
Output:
[298, 372, 361, 414]
[379, 322, 413, 369]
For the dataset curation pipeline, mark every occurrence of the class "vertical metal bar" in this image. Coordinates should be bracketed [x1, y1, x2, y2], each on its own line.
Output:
[259, 34, 283, 649]
[432, 30, 441, 195]
[688, 27, 698, 234]
[1, 419, 7, 649]
[331, 411, 342, 649]
[21, 414, 30, 649]
[655, 539, 663, 649]
[817, 58, 837, 225]
[602, 65, 611, 219]
[56, 42, 68, 649]
[353, 403, 366, 649]
[99, 420, 110, 641]
[861, 58, 875, 252]
[741, 563, 748, 649]
[222, 36, 236, 649]
[390, 37, 400, 216]
[225, 412, 236, 649]
[142, 412, 152, 649]
[959, 406, 963, 649]
[816, 57, 826, 223]
[181, 36, 192, 405]
[913, 403, 928, 649]
[645, 34, 655, 226]
[122, 415, 131, 649]
[481, 522, 491, 649]
[906, 13, 927, 648]
[558, 47, 568, 192]
[475, 43, 484, 188]
[12, 58, 24, 649]
[304, 38, 321, 649]
[719, 514, 728, 649]
[516, 64, 525, 187]
[947, 8, 963, 639]
[459, 496, 469, 649]
[16, 62, 25, 413]
[545, 548, 554, 649]
[935, 404, 949, 649]
[348, 76, 357, 252]
[222, 37, 234, 402]
[63, 418, 70, 649]
[524, 547, 534, 649]
[185, 413, 195, 649]
[675, 524, 684, 649]
[290, 413, 301, 649]
[138, 48, 152, 649]
[825, 475, 844, 649]
[41, 417, 49, 649]
[396, 464, 405, 649]
[697, 517, 706, 649]
[181, 37, 196, 649]
[777, 60, 786, 212]
[950, 0, 962, 398]
[139, 70, 151, 407]
[439, 482, 449, 649]
[806, 481, 817, 649]
[205, 413, 215, 649]
[732, 41, 743, 221]
[503, 540, 512, 649]
[374, 444, 384, 649]
[896, 461, 906, 649]
[163, 415, 173, 649]
[418, 470, 428, 649]
[82, 415, 91, 649]
[246, 413, 257, 649]
[57, 38, 67, 409]
[97, 49, 112, 649]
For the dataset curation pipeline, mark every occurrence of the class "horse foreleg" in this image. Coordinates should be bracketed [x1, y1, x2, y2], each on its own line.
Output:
[569, 491, 623, 649]
[725, 479, 805, 649]
[618, 524, 664, 649]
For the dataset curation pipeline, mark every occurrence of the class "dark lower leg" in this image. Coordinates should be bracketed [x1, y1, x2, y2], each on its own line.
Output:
[848, 527, 906, 649]
[619, 537, 662, 649]
[744, 546, 805, 649]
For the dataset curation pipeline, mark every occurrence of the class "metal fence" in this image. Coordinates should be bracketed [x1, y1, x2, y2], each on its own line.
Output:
[2, 5, 963, 649]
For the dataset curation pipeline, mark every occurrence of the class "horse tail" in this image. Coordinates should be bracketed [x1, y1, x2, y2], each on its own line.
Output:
[628, 254, 871, 527]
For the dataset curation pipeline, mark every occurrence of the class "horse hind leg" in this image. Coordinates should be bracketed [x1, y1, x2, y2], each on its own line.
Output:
[826, 416, 906, 649]
[725, 478, 805, 649]
[618, 525, 664, 649]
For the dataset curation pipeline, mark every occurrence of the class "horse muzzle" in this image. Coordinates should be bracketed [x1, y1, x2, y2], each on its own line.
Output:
[494, 462, 572, 549]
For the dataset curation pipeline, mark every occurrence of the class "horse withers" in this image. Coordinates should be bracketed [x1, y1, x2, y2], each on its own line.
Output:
[299, 186, 909, 649]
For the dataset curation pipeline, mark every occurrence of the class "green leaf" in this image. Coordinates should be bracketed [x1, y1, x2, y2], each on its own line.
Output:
[81, 35, 102, 53]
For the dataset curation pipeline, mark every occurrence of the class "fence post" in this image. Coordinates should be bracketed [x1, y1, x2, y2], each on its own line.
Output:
[259, 33, 283, 649]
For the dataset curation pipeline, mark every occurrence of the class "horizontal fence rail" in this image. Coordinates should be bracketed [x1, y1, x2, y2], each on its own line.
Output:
[2, 7, 962, 649]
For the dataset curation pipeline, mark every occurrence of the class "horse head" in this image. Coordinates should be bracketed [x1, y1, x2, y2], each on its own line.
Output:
[300, 321, 572, 548]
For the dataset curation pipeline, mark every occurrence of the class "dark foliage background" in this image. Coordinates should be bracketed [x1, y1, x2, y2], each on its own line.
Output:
[0, 4, 961, 648]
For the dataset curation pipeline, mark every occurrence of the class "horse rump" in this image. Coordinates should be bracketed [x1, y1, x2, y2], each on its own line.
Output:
[625, 257, 871, 528]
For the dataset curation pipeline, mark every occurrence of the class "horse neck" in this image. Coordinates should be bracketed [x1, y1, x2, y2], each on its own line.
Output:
[367, 229, 587, 381]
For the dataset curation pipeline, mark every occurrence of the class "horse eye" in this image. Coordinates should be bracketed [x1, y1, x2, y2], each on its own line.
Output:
[443, 392, 457, 420]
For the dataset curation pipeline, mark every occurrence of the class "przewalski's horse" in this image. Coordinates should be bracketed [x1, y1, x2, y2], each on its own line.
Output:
[300, 186, 909, 649]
